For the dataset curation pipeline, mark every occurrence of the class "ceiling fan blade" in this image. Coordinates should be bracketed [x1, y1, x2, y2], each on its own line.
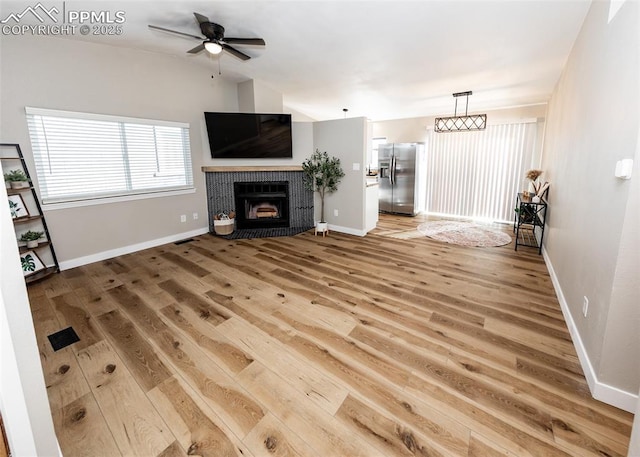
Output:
[223, 37, 266, 46]
[222, 43, 251, 61]
[148, 24, 202, 41]
[187, 43, 205, 54]
[194, 12, 210, 24]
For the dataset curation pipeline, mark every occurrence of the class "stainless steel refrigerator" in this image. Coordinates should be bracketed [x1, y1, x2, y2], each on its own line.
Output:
[378, 143, 423, 215]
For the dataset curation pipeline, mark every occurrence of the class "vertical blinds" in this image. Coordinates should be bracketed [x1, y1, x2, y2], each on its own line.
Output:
[424, 121, 538, 223]
[25, 107, 193, 205]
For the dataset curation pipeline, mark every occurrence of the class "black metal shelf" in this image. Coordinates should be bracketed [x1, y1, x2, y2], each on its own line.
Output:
[23, 266, 59, 284]
[18, 240, 52, 254]
[12, 215, 44, 224]
[7, 186, 36, 195]
[513, 192, 547, 254]
[2, 143, 60, 284]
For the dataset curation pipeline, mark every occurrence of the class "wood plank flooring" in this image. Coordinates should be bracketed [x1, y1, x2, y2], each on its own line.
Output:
[27, 214, 633, 456]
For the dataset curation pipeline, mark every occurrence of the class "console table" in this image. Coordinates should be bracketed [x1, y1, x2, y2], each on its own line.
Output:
[513, 193, 547, 254]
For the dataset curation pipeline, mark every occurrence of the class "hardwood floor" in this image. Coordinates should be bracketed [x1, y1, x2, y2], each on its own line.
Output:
[27, 214, 633, 456]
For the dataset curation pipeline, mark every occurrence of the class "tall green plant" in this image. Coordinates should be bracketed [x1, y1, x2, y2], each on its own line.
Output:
[302, 149, 345, 223]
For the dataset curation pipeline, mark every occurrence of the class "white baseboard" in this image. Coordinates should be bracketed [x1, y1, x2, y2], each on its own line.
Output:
[59, 227, 210, 270]
[327, 224, 367, 237]
[542, 246, 638, 413]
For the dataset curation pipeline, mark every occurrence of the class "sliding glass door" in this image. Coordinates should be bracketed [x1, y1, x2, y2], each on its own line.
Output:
[423, 121, 541, 223]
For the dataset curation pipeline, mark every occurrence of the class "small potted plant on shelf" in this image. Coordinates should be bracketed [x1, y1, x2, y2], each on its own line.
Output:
[302, 149, 345, 236]
[20, 230, 45, 248]
[4, 169, 30, 189]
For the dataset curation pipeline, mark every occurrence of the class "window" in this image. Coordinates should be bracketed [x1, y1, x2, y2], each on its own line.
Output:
[26, 107, 193, 207]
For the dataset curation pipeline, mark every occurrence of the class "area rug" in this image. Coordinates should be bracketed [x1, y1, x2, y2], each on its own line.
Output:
[417, 220, 511, 247]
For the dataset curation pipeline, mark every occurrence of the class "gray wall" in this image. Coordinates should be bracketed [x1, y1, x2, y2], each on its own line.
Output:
[541, 0, 639, 402]
[313, 117, 368, 233]
[237, 79, 283, 114]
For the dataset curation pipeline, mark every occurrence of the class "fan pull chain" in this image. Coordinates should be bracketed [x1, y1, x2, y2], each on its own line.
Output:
[210, 55, 222, 78]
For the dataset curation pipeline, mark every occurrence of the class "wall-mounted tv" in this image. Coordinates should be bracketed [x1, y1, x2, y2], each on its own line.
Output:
[204, 112, 293, 159]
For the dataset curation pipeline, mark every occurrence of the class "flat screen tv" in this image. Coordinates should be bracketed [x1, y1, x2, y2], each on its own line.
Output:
[205, 112, 293, 159]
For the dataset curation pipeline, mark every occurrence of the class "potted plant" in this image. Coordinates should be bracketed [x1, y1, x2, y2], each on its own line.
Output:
[4, 169, 30, 189]
[20, 230, 45, 248]
[302, 149, 345, 235]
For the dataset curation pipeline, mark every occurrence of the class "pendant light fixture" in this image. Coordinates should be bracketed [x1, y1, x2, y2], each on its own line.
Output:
[435, 91, 487, 133]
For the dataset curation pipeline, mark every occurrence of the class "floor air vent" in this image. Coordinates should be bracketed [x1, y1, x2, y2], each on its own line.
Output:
[47, 326, 80, 351]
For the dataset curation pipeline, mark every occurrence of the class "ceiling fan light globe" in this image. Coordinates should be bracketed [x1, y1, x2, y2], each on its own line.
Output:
[204, 41, 223, 54]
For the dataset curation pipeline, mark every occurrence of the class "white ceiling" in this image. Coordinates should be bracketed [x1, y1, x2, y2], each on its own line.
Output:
[64, 0, 591, 121]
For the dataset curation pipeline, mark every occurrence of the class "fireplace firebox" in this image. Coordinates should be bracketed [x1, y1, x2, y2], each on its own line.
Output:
[233, 181, 290, 230]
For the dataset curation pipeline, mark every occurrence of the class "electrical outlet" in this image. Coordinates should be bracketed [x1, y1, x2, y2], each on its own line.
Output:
[334, 209, 339, 217]
[582, 296, 589, 317]
[180, 214, 186, 223]
[193, 212, 198, 220]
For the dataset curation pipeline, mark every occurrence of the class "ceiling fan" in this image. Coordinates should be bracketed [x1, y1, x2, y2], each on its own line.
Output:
[148, 12, 265, 61]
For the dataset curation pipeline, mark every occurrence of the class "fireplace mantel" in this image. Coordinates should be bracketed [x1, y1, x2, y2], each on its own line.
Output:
[202, 166, 303, 173]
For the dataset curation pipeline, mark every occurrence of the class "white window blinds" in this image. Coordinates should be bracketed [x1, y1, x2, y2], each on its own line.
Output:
[424, 121, 539, 223]
[26, 107, 193, 206]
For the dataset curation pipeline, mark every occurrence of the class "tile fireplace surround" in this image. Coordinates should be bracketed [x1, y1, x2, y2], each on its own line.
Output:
[202, 166, 314, 237]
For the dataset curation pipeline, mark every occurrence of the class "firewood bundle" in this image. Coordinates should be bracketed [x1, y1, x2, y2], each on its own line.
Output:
[256, 208, 278, 218]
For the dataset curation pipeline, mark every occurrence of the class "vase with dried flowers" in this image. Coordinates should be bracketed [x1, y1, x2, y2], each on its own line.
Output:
[525, 169, 543, 195]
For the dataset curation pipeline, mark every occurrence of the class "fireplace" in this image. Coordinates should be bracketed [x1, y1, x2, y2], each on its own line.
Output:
[204, 167, 314, 238]
[233, 181, 290, 229]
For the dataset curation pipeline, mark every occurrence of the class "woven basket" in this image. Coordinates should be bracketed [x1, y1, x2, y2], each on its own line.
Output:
[213, 217, 235, 235]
